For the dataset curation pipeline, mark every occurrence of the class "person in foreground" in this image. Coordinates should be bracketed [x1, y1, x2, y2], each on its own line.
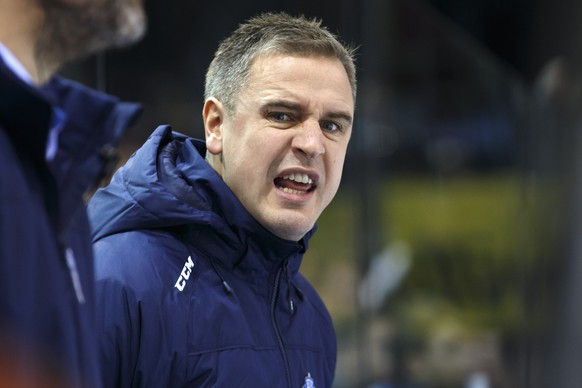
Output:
[88, 11, 357, 387]
[0, 0, 146, 386]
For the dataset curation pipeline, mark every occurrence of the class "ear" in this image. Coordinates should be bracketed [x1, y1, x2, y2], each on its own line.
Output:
[202, 97, 225, 155]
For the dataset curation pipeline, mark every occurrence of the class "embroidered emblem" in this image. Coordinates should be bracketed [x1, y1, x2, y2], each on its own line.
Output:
[302, 373, 315, 388]
[174, 256, 195, 291]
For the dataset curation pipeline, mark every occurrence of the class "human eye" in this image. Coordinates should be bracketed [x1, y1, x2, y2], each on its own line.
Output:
[320, 120, 342, 134]
[266, 111, 292, 123]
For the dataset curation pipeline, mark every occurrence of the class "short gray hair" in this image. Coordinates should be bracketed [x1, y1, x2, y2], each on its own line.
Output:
[204, 12, 357, 115]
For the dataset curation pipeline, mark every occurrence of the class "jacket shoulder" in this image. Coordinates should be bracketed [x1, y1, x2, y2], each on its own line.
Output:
[94, 228, 189, 292]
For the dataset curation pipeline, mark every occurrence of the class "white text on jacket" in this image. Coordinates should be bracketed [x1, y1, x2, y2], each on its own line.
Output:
[175, 256, 194, 291]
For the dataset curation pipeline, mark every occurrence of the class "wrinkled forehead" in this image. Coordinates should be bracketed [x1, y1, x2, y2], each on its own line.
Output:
[224, 52, 353, 117]
[247, 52, 351, 90]
[241, 54, 354, 113]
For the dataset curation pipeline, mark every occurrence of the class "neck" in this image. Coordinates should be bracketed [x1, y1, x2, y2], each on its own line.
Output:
[0, 0, 55, 84]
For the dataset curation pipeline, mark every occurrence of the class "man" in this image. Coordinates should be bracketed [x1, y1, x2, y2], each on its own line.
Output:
[0, 0, 146, 386]
[88, 12, 356, 387]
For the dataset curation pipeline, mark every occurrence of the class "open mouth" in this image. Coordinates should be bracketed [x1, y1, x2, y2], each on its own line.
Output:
[274, 173, 317, 195]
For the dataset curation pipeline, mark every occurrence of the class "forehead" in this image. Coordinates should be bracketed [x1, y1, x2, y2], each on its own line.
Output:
[243, 54, 354, 109]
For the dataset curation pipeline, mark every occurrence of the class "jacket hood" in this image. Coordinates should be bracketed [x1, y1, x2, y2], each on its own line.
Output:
[88, 126, 316, 271]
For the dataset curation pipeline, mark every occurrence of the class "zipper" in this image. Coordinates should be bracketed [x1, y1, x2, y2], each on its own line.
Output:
[270, 263, 292, 388]
[64, 247, 86, 304]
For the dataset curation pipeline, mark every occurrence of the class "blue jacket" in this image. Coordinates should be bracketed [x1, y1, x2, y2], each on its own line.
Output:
[88, 126, 337, 387]
[0, 57, 141, 387]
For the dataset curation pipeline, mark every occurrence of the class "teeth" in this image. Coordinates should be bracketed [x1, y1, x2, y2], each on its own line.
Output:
[282, 173, 313, 184]
[281, 187, 304, 195]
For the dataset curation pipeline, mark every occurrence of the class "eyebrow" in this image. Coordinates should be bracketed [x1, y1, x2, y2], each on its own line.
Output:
[325, 111, 353, 126]
[261, 100, 353, 125]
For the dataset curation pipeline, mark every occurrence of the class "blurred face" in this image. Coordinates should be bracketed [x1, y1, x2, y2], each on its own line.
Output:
[39, 0, 146, 62]
[204, 54, 354, 241]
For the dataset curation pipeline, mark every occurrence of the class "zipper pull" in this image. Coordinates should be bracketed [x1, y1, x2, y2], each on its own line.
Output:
[302, 373, 315, 388]
[65, 248, 86, 304]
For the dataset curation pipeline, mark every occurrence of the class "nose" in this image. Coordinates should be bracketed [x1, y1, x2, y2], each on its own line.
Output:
[292, 120, 326, 159]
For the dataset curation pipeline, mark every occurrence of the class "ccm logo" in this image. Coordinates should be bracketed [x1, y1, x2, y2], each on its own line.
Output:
[174, 256, 194, 292]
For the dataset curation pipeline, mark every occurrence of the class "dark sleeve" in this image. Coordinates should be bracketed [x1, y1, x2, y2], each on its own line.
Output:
[94, 238, 142, 388]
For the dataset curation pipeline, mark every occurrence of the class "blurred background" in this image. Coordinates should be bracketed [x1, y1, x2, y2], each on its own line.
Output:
[64, 0, 582, 387]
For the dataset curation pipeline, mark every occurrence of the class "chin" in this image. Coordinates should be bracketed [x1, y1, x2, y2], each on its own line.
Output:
[269, 221, 313, 242]
[113, 6, 147, 47]
[102, 4, 146, 48]
[255, 206, 316, 241]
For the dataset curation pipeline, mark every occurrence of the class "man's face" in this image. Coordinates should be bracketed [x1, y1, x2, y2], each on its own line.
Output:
[205, 54, 354, 241]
